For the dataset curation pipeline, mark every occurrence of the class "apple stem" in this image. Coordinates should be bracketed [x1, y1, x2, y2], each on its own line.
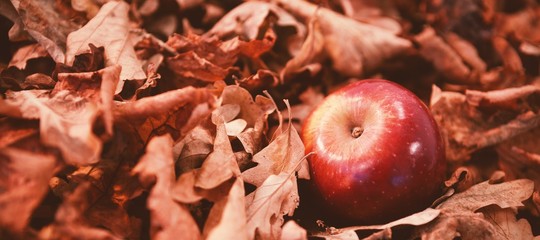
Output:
[351, 127, 364, 138]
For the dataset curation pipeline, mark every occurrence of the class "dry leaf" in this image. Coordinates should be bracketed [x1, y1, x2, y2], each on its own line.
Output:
[9, 0, 80, 63]
[8, 44, 50, 69]
[418, 212, 498, 240]
[277, 0, 411, 80]
[66, 1, 146, 93]
[246, 173, 299, 240]
[0, 148, 58, 234]
[414, 27, 473, 85]
[221, 85, 275, 154]
[195, 118, 240, 190]
[132, 134, 200, 240]
[312, 208, 440, 238]
[437, 179, 534, 213]
[481, 206, 535, 240]
[242, 100, 308, 187]
[114, 86, 216, 142]
[430, 85, 540, 162]
[203, 177, 249, 240]
[0, 90, 102, 165]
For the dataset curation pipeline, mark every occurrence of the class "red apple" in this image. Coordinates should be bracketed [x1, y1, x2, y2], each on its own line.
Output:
[302, 79, 446, 224]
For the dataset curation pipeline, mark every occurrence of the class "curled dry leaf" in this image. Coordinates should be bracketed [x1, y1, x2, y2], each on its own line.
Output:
[0, 148, 58, 234]
[276, 0, 411, 81]
[66, 1, 146, 93]
[8, 0, 80, 63]
[430, 85, 540, 162]
[245, 173, 299, 240]
[414, 27, 473, 85]
[220, 85, 275, 154]
[132, 134, 200, 240]
[203, 177, 248, 240]
[0, 90, 102, 165]
[312, 208, 440, 238]
[194, 118, 240, 190]
[444, 166, 481, 193]
[241, 100, 309, 187]
[207, 1, 304, 41]
[114, 86, 216, 142]
[206, 1, 305, 56]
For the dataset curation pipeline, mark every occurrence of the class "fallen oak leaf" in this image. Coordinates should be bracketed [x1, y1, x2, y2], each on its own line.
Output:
[245, 173, 299, 240]
[206, 1, 305, 43]
[0, 90, 102, 165]
[54, 64, 121, 136]
[203, 177, 248, 240]
[132, 134, 200, 240]
[194, 117, 241, 190]
[417, 211, 498, 240]
[430, 85, 540, 162]
[114, 86, 216, 143]
[66, 1, 146, 93]
[311, 208, 440, 238]
[436, 179, 534, 213]
[8, 0, 80, 63]
[220, 85, 275, 154]
[242, 100, 309, 187]
[481, 206, 535, 240]
[275, 0, 411, 80]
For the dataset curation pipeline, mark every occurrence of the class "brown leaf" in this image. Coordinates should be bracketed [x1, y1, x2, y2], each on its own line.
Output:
[9, 0, 80, 63]
[496, 127, 540, 190]
[39, 182, 121, 240]
[0, 148, 59, 233]
[437, 179, 534, 213]
[414, 27, 473, 85]
[444, 166, 481, 193]
[246, 173, 299, 240]
[312, 208, 440, 238]
[0, 90, 102, 165]
[174, 124, 214, 174]
[481, 206, 535, 240]
[418, 212, 497, 240]
[277, 0, 411, 80]
[207, 1, 305, 42]
[132, 134, 200, 240]
[66, 1, 146, 93]
[194, 118, 240, 189]
[203, 177, 248, 240]
[242, 101, 308, 187]
[8, 44, 50, 69]
[55, 65, 121, 136]
[430, 85, 540, 162]
[221, 85, 275, 154]
[114, 86, 216, 142]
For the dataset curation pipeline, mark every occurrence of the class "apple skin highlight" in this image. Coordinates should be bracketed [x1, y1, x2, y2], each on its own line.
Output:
[302, 79, 446, 224]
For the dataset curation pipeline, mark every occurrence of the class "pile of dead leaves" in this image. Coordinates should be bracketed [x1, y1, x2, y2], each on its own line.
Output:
[1, 0, 540, 239]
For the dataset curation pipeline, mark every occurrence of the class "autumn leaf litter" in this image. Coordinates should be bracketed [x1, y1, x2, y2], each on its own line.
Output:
[1, 0, 540, 239]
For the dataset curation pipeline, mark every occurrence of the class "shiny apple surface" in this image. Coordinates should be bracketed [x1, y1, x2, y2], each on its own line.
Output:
[302, 79, 446, 223]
